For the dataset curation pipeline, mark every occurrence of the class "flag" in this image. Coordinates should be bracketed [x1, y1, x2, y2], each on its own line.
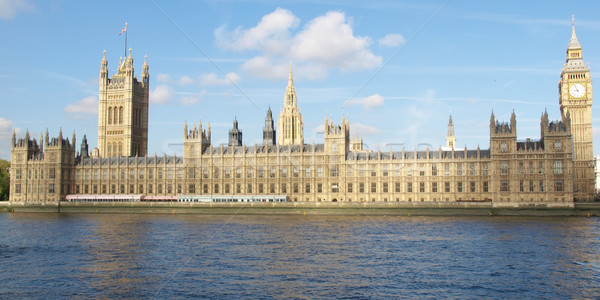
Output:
[119, 23, 127, 36]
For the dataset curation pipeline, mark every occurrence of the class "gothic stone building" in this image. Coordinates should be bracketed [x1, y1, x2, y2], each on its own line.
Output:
[9, 21, 594, 207]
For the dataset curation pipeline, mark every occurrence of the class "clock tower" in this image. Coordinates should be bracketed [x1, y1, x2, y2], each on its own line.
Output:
[559, 16, 594, 201]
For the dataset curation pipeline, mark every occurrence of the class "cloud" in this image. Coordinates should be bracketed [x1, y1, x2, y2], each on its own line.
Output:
[177, 76, 194, 85]
[156, 74, 170, 83]
[0, 0, 34, 20]
[351, 123, 381, 136]
[0, 117, 21, 158]
[291, 11, 381, 71]
[215, 8, 381, 80]
[379, 33, 405, 47]
[344, 93, 384, 110]
[150, 84, 173, 104]
[199, 72, 240, 86]
[181, 90, 206, 106]
[215, 7, 299, 53]
[63, 96, 98, 117]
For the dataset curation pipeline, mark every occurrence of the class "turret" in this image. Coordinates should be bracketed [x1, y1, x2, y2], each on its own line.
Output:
[229, 118, 242, 147]
[446, 114, 456, 148]
[80, 134, 89, 158]
[142, 55, 149, 87]
[263, 107, 276, 146]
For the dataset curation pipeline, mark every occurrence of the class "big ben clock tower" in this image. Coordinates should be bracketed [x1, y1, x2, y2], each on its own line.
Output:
[559, 16, 594, 201]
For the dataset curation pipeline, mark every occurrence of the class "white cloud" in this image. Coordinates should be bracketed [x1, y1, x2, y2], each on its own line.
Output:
[216, 8, 381, 80]
[0, 0, 34, 20]
[351, 123, 381, 136]
[199, 72, 240, 86]
[344, 93, 384, 110]
[150, 84, 173, 104]
[177, 76, 194, 85]
[0, 117, 21, 158]
[215, 7, 299, 53]
[63, 96, 98, 116]
[290, 11, 381, 72]
[156, 73, 171, 83]
[379, 33, 405, 47]
[181, 90, 206, 106]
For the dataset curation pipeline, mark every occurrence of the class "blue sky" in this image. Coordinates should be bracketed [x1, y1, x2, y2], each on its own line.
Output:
[2, 0, 600, 159]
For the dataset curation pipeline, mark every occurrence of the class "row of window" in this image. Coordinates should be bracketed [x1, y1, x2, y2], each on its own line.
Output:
[500, 161, 563, 175]
[16, 169, 56, 180]
[500, 180, 564, 192]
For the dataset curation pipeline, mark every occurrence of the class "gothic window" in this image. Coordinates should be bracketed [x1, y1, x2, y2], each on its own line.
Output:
[431, 182, 437, 193]
[118, 142, 123, 154]
[500, 181, 509, 192]
[445, 182, 450, 192]
[554, 161, 563, 174]
[483, 163, 489, 176]
[457, 164, 463, 176]
[113, 108, 118, 125]
[119, 107, 124, 124]
[108, 107, 113, 124]
[519, 162, 524, 174]
[332, 183, 339, 193]
[457, 182, 463, 193]
[331, 167, 339, 177]
[470, 181, 476, 192]
[500, 162, 509, 174]
[500, 142, 507, 152]
[529, 180, 534, 192]
[483, 181, 489, 193]
[555, 180, 564, 192]
[348, 183, 353, 193]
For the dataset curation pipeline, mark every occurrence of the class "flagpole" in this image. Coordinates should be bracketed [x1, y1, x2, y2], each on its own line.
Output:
[124, 22, 128, 58]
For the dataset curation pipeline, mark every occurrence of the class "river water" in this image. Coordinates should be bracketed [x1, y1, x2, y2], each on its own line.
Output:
[0, 213, 598, 298]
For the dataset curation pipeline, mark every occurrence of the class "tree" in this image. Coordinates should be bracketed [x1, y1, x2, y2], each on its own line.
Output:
[0, 159, 9, 201]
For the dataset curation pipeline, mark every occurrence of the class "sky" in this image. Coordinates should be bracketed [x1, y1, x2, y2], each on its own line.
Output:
[2, 0, 600, 159]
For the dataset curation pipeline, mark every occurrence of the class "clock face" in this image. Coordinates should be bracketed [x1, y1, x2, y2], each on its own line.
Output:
[569, 83, 586, 98]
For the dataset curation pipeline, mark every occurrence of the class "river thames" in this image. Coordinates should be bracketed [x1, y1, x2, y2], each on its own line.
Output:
[0, 213, 598, 298]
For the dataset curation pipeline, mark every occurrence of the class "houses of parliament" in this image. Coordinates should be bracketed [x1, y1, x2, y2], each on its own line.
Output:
[8, 20, 595, 207]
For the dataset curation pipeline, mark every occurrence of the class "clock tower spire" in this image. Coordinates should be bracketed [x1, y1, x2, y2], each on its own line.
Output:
[558, 15, 594, 201]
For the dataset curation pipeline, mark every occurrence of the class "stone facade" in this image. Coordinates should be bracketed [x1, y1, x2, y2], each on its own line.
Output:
[98, 49, 149, 158]
[9, 22, 593, 207]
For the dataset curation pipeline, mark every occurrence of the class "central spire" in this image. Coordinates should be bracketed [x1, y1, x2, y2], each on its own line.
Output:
[278, 61, 304, 145]
[569, 15, 581, 49]
[288, 61, 293, 86]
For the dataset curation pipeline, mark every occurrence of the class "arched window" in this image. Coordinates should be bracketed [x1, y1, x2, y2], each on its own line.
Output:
[113, 143, 118, 157]
[119, 106, 123, 124]
[107, 142, 112, 157]
[108, 107, 113, 124]
[113, 107, 118, 125]
[119, 142, 123, 155]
